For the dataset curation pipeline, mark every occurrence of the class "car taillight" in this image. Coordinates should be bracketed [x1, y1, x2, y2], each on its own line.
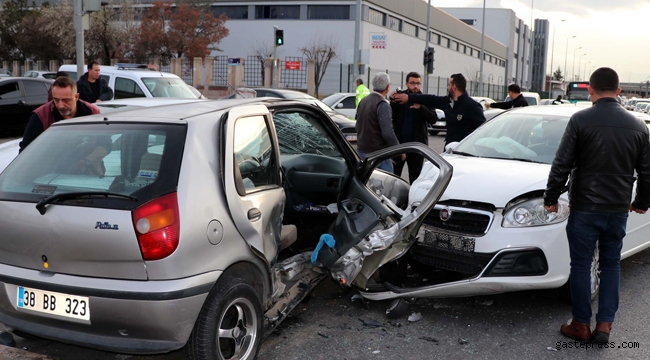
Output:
[132, 192, 180, 261]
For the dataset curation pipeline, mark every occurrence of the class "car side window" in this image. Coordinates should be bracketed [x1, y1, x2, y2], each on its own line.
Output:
[233, 115, 279, 195]
[0, 82, 20, 99]
[273, 111, 342, 157]
[341, 96, 356, 109]
[22, 80, 48, 97]
[114, 77, 146, 99]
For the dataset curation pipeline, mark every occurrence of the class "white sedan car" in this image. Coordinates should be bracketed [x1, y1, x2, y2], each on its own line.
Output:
[361, 105, 650, 301]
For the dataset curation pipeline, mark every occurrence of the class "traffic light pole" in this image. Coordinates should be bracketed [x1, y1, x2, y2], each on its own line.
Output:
[423, 0, 431, 94]
[273, 26, 278, 89]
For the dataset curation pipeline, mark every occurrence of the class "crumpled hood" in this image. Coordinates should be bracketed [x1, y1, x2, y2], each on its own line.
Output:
[438, 154, 552, 207]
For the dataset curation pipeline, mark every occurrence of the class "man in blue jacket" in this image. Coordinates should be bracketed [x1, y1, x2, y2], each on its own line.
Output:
[392, 73, 485, 145]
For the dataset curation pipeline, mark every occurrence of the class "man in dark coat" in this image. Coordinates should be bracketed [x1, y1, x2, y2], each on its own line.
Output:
[487, 84, 529, 109]
[389, 71, 439, 181]
[77, 60, 113, 103]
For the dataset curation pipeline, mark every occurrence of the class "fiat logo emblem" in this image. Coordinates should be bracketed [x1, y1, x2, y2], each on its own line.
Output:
[440, 207, 452, 222]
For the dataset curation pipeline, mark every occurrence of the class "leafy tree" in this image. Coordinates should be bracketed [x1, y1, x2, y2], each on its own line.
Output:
[299, 36, 337, 97]
[553, 67, 564, 81]
[135, 1, 172, 61]
[0, 0, 32, 60]
[167, 3, 229, 58]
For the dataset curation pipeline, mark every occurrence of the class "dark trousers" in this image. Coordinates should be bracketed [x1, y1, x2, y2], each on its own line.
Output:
[393, 153, 424, 183]
[566, 210, 628, 324]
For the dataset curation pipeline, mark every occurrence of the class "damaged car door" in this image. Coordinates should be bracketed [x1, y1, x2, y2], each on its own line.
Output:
[315, 143, 453, 290]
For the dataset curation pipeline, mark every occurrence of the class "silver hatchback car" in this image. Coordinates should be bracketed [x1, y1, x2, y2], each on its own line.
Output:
[0, 99, 451, 359]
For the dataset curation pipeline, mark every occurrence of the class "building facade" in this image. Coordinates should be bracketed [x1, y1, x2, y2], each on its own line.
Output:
[530, 19, 549, 92]
[440, 7, 533, 90]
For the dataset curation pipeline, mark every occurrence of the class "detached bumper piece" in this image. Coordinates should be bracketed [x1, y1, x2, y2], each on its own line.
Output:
[483, 249, 548, 277]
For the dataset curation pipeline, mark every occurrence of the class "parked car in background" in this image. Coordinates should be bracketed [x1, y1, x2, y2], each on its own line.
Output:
[220, 88, 358, 142]
[0, 69, 13, 77]
[22, 71, 57, 80]
[634, 101, 650, 113]
[471, 96, 496, 110]
[427, 108, 447, 135]
[505, 91, 541, 106]
[0, 77, 53, 135]
[540, 99, 570, 105]
[321, 92, 356, 119]
[0, 98, 451, 359]
[59, 64, 200, 100]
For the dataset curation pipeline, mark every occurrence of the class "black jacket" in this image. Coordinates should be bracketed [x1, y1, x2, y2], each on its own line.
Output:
[408, 92, 486, 144]
[77, 73, 113, 103]
[490, 93, 529, 109]
[544, 98, 650, 212]
[390, 91, 438, 146]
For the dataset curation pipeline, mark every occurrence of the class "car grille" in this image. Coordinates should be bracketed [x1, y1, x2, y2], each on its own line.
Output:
[411, 231, 495, 275]
[423, 205, 493, 236]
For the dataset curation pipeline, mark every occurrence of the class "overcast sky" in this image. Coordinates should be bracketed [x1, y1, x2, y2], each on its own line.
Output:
[431, 0, 650, 83]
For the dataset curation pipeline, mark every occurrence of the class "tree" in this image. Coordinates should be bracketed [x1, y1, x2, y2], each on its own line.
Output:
[250, 40, 275, 86]
[135, 1, 172, 61]
[87, 0, 142, 64]
[0, 0, 32, 60]
[167, 3, 229, 58]
[299, 36, 337, 97]
[553, 67, 564, 82]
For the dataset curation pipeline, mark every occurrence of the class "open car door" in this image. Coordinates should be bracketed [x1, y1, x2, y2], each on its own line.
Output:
[315, 142, 453, 289]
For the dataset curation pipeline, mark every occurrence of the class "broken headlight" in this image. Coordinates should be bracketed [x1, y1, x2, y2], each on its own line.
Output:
[502, 198, 569, 228]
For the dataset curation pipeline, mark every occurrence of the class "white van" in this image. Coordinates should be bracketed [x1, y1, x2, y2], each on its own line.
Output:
[59, 64, 199, 100]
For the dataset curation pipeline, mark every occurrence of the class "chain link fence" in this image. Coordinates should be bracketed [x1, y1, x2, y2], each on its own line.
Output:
[281, 57, 307, 90]
[245, 55, 264, 87]
[181, 58, 193, 84]
[212, 55, 229, 86]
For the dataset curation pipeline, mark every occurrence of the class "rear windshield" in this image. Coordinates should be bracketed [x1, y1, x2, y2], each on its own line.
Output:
[0, 123, 186, 210]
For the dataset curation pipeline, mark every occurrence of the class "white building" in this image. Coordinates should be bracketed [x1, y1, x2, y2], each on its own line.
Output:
[440, 7, 533, 90]
[207, 0, 508, 96]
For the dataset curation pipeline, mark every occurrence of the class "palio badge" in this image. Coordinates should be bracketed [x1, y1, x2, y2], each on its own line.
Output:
[457, 114, 463, 121]
[95, 222, 119, 230]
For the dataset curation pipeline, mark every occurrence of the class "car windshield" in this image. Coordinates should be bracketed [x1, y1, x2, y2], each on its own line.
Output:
[454, 112, 569, 164]
[141, 77, 198, 98]
[321, 94, 344, 107]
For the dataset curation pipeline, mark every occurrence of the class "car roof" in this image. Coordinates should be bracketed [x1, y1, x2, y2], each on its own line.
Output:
[500, 105, 584, 117]
[58, 64, 180, 78]
[54, 98, 310, 125]
[95, 98, 209, 113]
[0, 77, 53, 83]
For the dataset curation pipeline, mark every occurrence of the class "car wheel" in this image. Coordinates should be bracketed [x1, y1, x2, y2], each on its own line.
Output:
[428, 131, 439, 136]
[186, 278, 263, 360]
[559, 246, 600, 304]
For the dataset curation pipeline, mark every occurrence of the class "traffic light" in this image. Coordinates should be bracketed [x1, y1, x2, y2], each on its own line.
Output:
[423, 47, 434, 73]
[275, 29, 284, 47]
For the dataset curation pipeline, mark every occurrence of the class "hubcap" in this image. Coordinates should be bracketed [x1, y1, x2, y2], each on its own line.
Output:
[217, 298, 257, 360]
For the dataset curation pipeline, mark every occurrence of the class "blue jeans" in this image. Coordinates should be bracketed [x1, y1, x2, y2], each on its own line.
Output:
[357, 151, 393, 173]
[566, 210, 628, 324]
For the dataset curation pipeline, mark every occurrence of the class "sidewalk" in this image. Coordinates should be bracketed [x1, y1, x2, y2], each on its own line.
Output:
[0, 345, 53, 360]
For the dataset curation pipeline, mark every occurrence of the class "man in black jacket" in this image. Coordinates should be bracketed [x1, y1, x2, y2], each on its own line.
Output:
[487, 84, 528, 109]
[544, 67, 650, 344]
[389, 72, 438, 181]
[77, 61, 113, 103]
[392, 73, 485, 145]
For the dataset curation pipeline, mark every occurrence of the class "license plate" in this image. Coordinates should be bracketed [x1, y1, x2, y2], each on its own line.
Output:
[436, 121, 446, 126]
[345, 135, 357, 141]
[17, 286, 90, 321]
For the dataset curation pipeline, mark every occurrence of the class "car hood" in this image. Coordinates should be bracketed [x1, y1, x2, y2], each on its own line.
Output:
[438, 154, 552, 207]
[0, 139, 20, 174]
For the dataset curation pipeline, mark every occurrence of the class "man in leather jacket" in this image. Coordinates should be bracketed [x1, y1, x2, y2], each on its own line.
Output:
[389, 72, 438, 182]
[486, 84, 529, 109]
[544, 67, 650, 344]
[77, 61, 113, 103]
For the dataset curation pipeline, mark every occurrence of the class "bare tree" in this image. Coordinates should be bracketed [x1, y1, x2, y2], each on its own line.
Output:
[299, 36, 337, 97]
[464, 66, 480, 96]
[86, 0, 142, 64]
[250, 40, 275, 86]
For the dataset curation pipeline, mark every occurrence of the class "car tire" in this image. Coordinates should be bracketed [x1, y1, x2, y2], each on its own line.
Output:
[428, 131, 439, 136]
[186, 278, 263, 360]
[559, 246, 600, 304]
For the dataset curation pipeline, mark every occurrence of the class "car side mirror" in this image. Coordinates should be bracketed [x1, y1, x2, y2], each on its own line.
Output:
[444, 142, 460, 153]
[336, 103, 343, 108]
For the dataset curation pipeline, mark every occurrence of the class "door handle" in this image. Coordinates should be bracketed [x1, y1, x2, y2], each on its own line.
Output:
[248, 208, 261, 221]
[17, 100, 26, 106]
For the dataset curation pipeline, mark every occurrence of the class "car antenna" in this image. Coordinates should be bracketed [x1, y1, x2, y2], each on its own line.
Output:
[215, 73, 244, 98]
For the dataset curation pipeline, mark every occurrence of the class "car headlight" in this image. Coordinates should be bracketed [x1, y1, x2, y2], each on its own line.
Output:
[502, 198, 570, 228]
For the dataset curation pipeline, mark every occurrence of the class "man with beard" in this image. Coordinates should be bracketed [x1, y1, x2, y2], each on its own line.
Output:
[389, 72, 439, 181]
[19, 76, 100, 152]
[391, 73, 485, 145]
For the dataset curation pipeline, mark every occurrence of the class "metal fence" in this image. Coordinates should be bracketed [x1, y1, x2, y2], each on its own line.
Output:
[281, 57, 307, 89]
[212, 55, 228, 86]
[245, 55, 264, 87]
[181, 58, 193, 84]
[160, 63, 171, 73]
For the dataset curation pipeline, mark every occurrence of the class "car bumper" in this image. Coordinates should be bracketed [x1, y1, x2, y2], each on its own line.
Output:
[361, 215, 570, 300]
[0, 263, 220, 354]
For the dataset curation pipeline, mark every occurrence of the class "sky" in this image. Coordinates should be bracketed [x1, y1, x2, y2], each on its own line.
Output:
[430, 0, 650, 83]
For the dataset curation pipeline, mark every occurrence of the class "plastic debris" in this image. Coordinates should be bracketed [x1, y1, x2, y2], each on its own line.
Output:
[547, 347, 558, 351]
[420, 336, 439, 343]
[475, 299, 494, 306]
[386, 298, 409, 319]
[359, 318, 384, 328]
[408, 312, 422, 322]
[458, 338, 469, 345]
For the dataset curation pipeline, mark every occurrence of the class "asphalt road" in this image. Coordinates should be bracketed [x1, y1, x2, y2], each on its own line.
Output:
[3, 133, 650, 359]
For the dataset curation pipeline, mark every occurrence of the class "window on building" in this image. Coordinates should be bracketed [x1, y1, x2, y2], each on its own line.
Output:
[212, 6, 248, 19]
[368, 8, 384, 26]
[433, 33, 441, 45]
[388, 16, 401, 31]
[402, 22, 416, 36]
[442, 36, 449, 48]
[308, 5, 350, 19]
[418, 28, 426, 39]
[462, 45, 467, 54]
[255, 5, 300, 19]
[460, 19, 476, 26]
[451, 41, 458, 51]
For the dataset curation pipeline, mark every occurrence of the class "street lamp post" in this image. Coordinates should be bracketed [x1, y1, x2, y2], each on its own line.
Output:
[479, 0, 486, 97]
[577, 53, 586, 81]
[563, 35, 576, 86]
[571, 46, 582, 82]
[547, 19, 566, 92]
[583, 61, 591, 81]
